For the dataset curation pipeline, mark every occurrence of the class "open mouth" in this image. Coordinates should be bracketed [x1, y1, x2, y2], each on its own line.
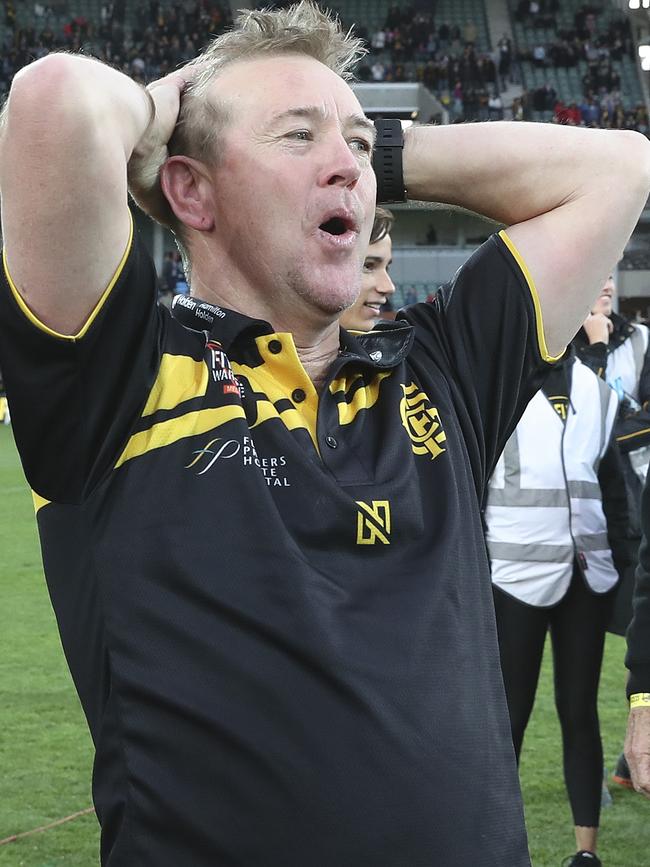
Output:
[319, 216, 353, 236]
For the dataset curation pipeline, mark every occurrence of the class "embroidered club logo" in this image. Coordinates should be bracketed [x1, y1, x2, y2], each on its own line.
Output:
[356, 500, 391, 545]
[399, 382, 447, 460]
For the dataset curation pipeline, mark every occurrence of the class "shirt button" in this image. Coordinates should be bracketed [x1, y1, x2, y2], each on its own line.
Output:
[325, 435, 338, 449]
[292, 388, 306, 403]
[268, 339, 282, 354]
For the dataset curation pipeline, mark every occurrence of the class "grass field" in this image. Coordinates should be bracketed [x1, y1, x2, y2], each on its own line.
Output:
[0, 423, 648, 866]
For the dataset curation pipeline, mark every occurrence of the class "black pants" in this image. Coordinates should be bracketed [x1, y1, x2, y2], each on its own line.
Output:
[493, 566, 615, 828]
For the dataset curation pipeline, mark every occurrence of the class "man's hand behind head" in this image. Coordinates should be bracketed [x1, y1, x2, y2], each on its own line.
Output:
[127, 66, 200, 224]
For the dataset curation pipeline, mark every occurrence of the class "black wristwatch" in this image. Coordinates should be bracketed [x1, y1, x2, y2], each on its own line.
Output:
[372, 118, 407, 204]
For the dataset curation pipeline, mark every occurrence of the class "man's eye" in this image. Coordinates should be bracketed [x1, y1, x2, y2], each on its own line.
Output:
[363, 261, 374, 272]
[350, 138, 372, 154]
[289, 130, 312, 141]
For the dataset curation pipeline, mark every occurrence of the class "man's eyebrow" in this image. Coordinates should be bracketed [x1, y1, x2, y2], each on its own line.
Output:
[346, 114, 377, 142]
[271, 106, 377, 141]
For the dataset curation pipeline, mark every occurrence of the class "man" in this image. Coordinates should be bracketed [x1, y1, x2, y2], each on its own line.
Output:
[339, 205, 395, 331]
[0, 3, 649, 865]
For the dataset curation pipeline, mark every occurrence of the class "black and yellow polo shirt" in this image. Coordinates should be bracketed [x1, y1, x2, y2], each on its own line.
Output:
[0, 223, 557, 867]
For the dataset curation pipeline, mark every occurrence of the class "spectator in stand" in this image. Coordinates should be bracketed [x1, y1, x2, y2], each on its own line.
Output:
[371, 28, 385, 51]
[488, 90, 504, 120]
[371, 60, 385, 82]
[579, 95, 601, 127]
[533, 43, 547, 68]
[498, 34, 513, 86]
[532, 83, 557, 113]
[463, 20, 477, 47]
[511, 96, 525, 121]
[554, 100, 582, 126]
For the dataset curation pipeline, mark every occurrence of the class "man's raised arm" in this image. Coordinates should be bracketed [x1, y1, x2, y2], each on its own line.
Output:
[402, 122, 650, 358]
[0, 54, 184, 336]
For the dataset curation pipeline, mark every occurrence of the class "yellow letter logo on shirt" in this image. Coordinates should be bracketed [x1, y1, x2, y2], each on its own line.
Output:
[399, 383, 447, 460]
[356, 500, 391, 545]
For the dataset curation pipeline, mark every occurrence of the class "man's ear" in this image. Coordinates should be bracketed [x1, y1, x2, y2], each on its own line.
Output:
[160, 156, 216, 232]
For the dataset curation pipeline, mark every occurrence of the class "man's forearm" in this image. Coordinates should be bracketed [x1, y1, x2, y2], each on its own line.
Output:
[401, 121, 650, 358]
[402, 121, 644, 227]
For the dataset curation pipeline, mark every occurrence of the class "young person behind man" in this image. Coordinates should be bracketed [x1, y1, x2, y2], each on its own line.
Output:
[1, 3, 650, 865]
[339, 205, 395, 332]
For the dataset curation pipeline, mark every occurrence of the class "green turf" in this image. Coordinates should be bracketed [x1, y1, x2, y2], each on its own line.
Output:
[0, 423, 648, 865]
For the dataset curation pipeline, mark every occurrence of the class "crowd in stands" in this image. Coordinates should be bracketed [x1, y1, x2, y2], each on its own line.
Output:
[347, 6, 502, 122]
[1, 0, 232, 94]
[510, 87, 649, 132]
[1, 2, 648, 134]
[513, 2, 648, 132]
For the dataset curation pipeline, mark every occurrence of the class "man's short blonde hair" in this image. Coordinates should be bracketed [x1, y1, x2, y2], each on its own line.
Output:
[165, 1, 367, 272]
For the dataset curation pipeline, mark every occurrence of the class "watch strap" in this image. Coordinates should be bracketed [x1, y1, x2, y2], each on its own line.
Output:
[372, 118, 407, 204]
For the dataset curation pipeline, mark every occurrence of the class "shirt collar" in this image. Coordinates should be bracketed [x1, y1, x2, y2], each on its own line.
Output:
[171, 294, 272, 352]
[339, 320, 415, 369]
[171, 295, 414, 368]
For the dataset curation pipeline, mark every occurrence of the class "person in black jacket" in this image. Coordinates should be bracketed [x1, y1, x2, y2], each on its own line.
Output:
[574, 274, 650, 787]
[624, 467, 650, 797]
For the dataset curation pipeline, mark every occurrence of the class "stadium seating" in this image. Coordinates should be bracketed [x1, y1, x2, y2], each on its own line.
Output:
[433, 0, 491, 52]
[510, 0, 644, 120]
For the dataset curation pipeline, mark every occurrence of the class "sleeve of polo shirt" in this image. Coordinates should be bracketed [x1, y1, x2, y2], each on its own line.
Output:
[0, 219, 161, 504]
[400, 231, 559, 490]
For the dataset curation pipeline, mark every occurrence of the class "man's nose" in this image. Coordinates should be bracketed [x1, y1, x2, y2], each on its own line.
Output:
[318, 136, 361, 189]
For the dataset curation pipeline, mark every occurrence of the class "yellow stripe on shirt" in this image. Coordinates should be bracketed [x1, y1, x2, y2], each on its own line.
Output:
[498, 229, 564, 364]
[142, 353, 209, 417]
[116, 404, 246, 468]
[2, 211, 134, 342]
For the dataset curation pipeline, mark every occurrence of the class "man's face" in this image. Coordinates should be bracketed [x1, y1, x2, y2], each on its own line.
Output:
[204, 55, 377, 322]
[339, 234, 394, 331]
[591, 275, 616, 317]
